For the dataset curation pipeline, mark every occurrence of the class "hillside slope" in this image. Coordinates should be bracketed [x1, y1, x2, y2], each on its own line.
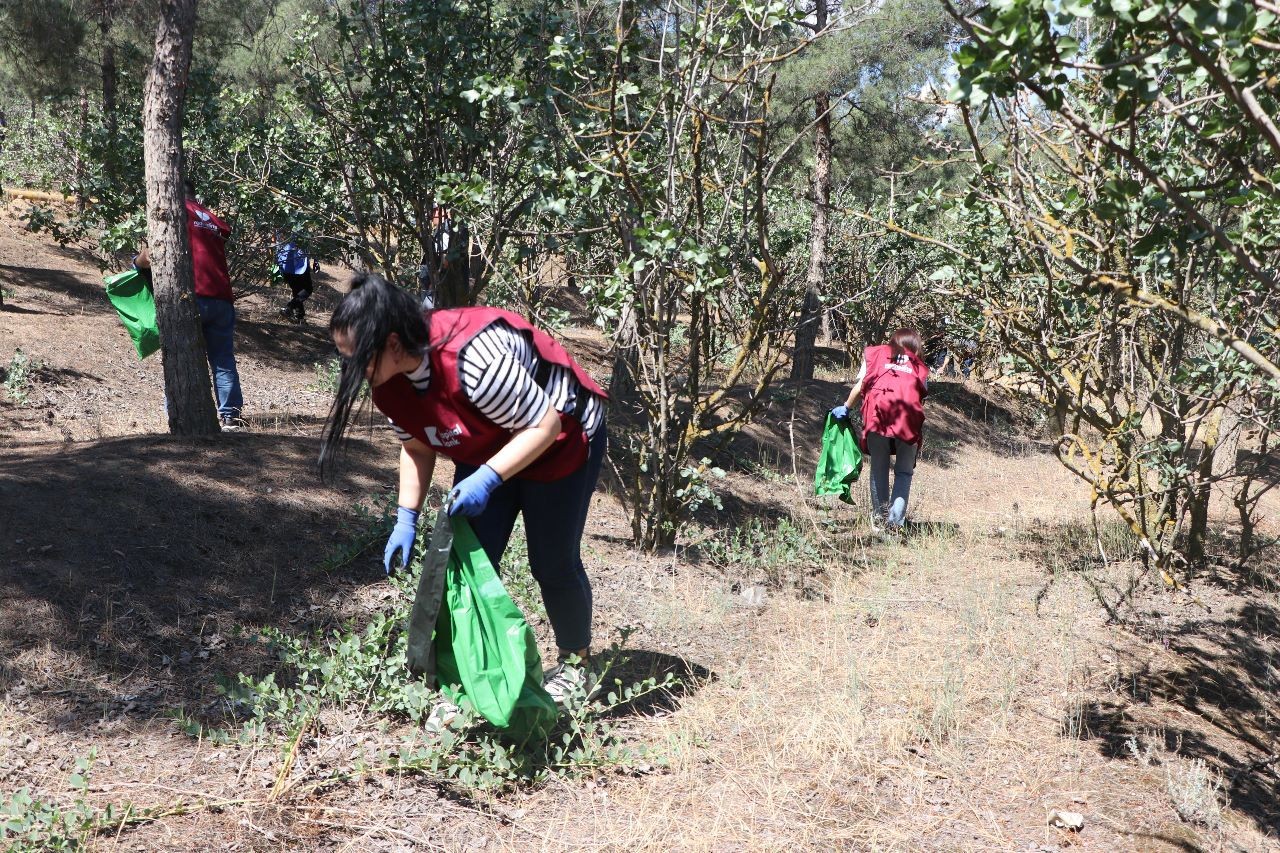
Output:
[2, 207, 1278, 851]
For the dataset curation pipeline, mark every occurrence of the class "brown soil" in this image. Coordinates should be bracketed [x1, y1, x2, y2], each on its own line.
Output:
[2, 205, 1278, 851]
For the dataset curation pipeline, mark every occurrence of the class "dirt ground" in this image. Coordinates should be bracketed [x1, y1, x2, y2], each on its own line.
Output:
[2, 205, 1279, 851]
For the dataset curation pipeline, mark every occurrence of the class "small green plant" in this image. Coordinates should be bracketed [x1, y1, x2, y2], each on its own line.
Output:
[675, 458, 726, 515]
[1124, 731, 1161, 766]
[531, 305, 571, 333]
[20, 204, 61, 237]
[749, 464, 793, 485]
[701, 516, 823, 587]
[315, 493, 400, 573]
[2, 349, 41, 406]
[1165, 756, 1224, 828]
[309, 356, 344, 396]
[0, 750, 139, 851]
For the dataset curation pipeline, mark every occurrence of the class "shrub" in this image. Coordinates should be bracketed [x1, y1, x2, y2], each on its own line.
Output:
[2, 349, 42, 406]
[1165, 757, 1224, 829]
[700, 516, 823, 588]
[195, 518, 676, 792]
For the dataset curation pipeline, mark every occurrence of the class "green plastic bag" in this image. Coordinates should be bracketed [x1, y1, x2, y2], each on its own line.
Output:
[103, 270, 160, 359]
[434, 517, 558, 741]
[814, 414, 863, 503]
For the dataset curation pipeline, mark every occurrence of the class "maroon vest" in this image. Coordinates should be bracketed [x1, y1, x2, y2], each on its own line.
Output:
[858, 344, 928, 450]
[186, 199, 233, 302]
[372, 307, 607, 482]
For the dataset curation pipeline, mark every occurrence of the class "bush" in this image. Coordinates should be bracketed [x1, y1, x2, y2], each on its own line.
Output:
[700, 516, 823, 588]
[194, 513, 676, 792]
[2, 349, 42, 406]
[1165, 757, 1224, 829]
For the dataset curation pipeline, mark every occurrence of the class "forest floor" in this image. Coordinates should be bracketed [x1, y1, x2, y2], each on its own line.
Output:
[2, 203, 1279, 852]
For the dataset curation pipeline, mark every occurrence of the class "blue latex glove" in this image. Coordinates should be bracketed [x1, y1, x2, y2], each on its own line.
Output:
[449, 465, 503, 517]
[383, 506, 419, 574]
[830, 405, 850, 421]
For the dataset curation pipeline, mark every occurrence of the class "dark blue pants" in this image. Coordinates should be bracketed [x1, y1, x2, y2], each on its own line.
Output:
[195, 296, 242, 418]
[453, 426, 606, 652]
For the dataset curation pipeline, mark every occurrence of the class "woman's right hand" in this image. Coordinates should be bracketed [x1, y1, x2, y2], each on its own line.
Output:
[383, 506, 420, 574]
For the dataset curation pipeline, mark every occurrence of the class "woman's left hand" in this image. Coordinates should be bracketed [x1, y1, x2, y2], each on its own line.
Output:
[449, 465, 503, 517]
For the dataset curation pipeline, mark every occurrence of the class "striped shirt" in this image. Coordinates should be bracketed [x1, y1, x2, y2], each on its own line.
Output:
[388, 320, 605, 443]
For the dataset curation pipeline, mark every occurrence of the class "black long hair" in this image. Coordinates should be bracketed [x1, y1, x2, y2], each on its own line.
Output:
[319, 272, 430, 478]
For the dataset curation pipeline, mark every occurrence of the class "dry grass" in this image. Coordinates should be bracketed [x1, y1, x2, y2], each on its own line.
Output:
[481, 481, 1280, 845]
[3, 225, 1276, 850]
[6, 406, 1276, 851]
[478, 520, 1229, 851]
[4, 455, 1276, 851]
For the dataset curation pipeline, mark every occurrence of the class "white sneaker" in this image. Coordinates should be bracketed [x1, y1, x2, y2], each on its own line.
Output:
[543, 659, 599, 707]
[424, 698, 462, 734]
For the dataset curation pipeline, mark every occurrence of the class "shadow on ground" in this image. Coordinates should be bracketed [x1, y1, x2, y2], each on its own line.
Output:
[600, 649, 714, 719]
[0, 263, 111, 315]
[0, 433, 395, 728]
[0, 302, 62, 316]
[1072, 588, 1280, 837]
[236, 315, 338, 368]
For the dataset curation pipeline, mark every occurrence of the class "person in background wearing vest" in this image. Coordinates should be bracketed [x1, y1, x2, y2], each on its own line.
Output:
[831, 328, 929, 536]
[320, 273, 609, 715]
[274, 233, 314, 324]
[135, 178, 245, 432]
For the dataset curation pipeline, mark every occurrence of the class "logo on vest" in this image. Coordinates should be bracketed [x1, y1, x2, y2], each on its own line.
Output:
[425, 424, 464, 448]
[192, 208, 221, 232]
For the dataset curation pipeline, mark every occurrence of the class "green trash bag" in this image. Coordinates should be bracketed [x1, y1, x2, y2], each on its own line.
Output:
[433, 517, 558, 741]
[814, 413, 863, 504]
[103, 269, 160, 359]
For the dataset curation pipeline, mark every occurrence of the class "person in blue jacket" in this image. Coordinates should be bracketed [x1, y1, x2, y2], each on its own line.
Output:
[275, 235, 314, 324]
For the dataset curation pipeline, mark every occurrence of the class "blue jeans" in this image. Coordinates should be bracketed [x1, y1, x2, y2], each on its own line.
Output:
[866, 431, 917, 527]
[453, 426, 606, 652]
[196, 297, 243, 418]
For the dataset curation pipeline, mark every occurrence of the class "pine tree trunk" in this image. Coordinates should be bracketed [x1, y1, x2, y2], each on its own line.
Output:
[143, 0, 218, 436]
[101, 1, 118, 140]
[75, 89, 89, 212]
[790, 0, 832, 381]
[435, 222, 474, 307]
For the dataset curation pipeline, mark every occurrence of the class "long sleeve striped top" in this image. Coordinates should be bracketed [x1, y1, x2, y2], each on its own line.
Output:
[388, 320, 605, 443]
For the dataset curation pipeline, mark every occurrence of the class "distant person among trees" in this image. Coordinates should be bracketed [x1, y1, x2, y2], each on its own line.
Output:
[319, 273, 608, 708]
[958, 337, 978, 379]
[135, 178, 244, 431]
[274, 234, 314, 324]
[831, 328, 929, 535]
[0, 108, 7, 196]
